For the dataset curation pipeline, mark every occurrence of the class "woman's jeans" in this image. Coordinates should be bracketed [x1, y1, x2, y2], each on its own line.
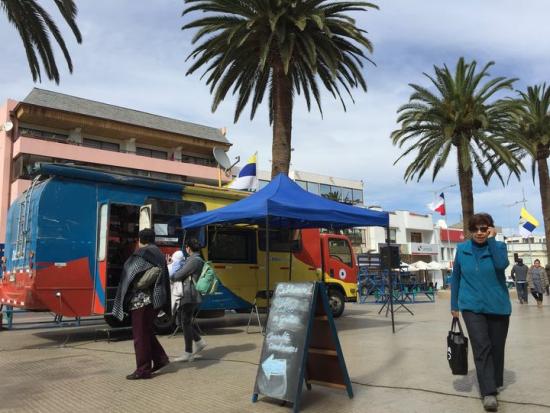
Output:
[180, 303, 201, 353]
[462, 311, 509, 397]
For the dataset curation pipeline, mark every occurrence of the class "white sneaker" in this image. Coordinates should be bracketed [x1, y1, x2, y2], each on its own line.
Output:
[174, 352, 194, 362]
[193, 339, 207, 355]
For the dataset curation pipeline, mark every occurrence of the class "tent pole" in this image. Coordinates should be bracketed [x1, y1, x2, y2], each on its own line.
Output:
[386, 226, 395, 334]
[266, 216, 270, 309]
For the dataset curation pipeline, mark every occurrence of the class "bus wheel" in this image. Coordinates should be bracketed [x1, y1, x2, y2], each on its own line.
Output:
[104, 314, 130, 328]
[328, 289, 345, 318]
[154, 311, 175, 335]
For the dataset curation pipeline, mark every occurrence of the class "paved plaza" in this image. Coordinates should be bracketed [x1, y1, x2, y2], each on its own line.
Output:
[1, 295, 550, 413]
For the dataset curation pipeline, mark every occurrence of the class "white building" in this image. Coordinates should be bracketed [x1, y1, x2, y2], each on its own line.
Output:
[505, 235, 548, 271]
[258, 169, 366, 250]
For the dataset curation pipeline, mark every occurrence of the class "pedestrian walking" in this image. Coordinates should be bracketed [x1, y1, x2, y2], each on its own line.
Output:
[451, 213, 510, 412]
[527, 259, 549, 308]
[545, 262, 550, 296]
[511, 258, 529, 304]
[112, 228, 171, 380]
[171, 238, 207, 362]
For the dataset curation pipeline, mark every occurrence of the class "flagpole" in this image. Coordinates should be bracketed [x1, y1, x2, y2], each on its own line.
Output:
[520, 188, 534, 265]
[432, 184, 456, 271]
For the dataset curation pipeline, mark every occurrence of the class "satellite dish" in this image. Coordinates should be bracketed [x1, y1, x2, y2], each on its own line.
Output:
[213, 147, 232, 170]
[1, 121, 13, 132]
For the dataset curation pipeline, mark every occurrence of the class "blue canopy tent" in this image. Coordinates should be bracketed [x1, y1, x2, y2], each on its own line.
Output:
[182, 174, 397, 330]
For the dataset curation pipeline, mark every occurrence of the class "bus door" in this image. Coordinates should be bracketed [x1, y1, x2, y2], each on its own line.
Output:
[324, 236, 357, 285]
[96, 203, 141, 316]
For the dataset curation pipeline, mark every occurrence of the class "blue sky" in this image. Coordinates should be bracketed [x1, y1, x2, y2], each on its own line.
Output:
[1, 0, 548, 235]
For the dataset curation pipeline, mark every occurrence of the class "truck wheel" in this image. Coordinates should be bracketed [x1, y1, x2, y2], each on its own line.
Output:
[328, 289, 345, 318]
[153, 311, 176, 335]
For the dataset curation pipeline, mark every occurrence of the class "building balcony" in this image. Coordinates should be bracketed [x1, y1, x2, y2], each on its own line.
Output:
[12, 136, 228, 185]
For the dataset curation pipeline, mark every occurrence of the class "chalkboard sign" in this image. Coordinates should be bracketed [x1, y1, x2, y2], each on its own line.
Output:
[253, 282, 352, 412]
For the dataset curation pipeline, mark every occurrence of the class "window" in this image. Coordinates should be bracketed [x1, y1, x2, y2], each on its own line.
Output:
[83, 138, 120, 152]
[320, 183, 332, 198]
[342, 228, 363, 246]
[295, 180, 307, 190]
[328, 238, 352, 266]
[98, 204, 108, 261]
[208, 227, 257, 263]
[340, 187, 353, 203]
[389, 228, 397, 243]
[258, 229, 301, 252]
[306, 182, 320, 195]
[410, 232, 422, 243]
[352, 189, 363, 204]
[19, 127, 68, 143]
[181, 154, 216, 166]
[441, 248, 445, 260]
[137, 147, 168, 159]
[146, 198, 206, 246]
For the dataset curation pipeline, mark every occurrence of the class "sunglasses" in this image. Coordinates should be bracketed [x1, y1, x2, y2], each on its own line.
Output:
[471, 226, 489, 233]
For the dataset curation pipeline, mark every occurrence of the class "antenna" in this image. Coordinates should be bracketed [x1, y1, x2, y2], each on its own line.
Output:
[1, 121, 13, 132]
[213, 147, 240, 174]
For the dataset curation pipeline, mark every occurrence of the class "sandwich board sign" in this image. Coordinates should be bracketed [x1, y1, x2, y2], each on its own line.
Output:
[252, 282, 353, 412]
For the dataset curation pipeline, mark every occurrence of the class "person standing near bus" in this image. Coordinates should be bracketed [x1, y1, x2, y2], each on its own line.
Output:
[451, 213, 510, 412]
[171, 238, 207, 362]
[527, 259, 549, 308]
[113, 228, 171, 380]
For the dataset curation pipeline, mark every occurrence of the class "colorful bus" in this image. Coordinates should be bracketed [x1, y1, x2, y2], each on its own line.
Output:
[0, 164, 358, 330]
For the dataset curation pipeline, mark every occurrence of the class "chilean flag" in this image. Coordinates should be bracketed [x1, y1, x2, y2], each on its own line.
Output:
[428, 193, 446, 216]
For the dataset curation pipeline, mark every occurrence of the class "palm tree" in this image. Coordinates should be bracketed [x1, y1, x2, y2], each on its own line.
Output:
[508, 84, 550, 261]
[1, 0, 82, 83]
[391, 58, 524, 234]
[182, 0, 378, 177]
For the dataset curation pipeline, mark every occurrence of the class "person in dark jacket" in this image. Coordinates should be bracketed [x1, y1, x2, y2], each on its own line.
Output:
[113, 228, 171, 380]
[451, 213, 510, 412]
[511, 258, 529, 304]
[171, 238, 207, 362]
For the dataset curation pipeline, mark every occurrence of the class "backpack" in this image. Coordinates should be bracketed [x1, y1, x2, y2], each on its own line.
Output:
[195, 259, 220, 295]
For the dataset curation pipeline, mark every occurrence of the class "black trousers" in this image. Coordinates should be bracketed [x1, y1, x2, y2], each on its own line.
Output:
[532, 291, 543, 302]
[179, 303, 201, 353]
[462, 311, 509, 397]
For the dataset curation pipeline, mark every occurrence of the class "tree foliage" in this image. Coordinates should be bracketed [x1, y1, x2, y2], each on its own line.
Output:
[1, 0, 82, 83]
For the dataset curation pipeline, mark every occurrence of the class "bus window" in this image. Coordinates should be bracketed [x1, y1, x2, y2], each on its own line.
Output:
[328, 238, 352, 267]
[145, 198, 206, 247]
[208, 227, 257, 263]
[98, 204, 108, 261]
[258, 228, 301, 252]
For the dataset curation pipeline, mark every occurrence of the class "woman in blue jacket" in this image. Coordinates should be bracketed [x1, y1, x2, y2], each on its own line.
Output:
[451, 213, 510, 412]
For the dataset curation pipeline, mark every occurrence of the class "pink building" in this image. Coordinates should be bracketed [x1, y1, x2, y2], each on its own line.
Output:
[0, 88, 232, 241]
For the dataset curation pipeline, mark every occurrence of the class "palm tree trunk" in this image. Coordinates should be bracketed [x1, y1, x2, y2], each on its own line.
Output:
[457, 146, 474, 235]
[271, 59, 293, 178]
[536, 145, 550, 263]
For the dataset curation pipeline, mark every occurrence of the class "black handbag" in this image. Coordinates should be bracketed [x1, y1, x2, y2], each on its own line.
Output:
[447, 317, 468, 375]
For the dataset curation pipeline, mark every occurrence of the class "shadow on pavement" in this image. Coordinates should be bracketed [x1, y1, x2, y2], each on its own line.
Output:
[159, 342, 258, 374]
[453, 368, 516, 394]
